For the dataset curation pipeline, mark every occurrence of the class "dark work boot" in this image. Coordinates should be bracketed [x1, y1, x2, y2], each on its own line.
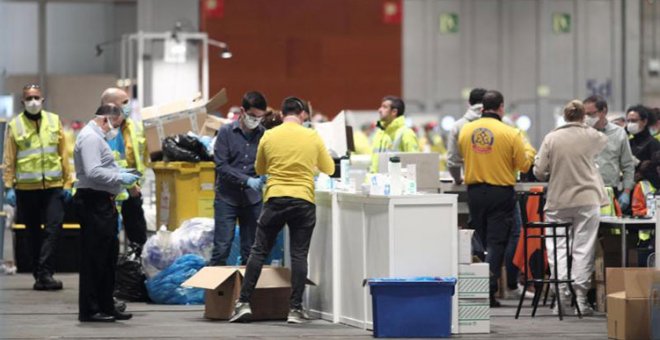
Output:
[33, 275, 63, 291]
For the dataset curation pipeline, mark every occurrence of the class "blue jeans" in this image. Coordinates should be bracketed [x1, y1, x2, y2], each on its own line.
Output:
[209, 198, 261, 266]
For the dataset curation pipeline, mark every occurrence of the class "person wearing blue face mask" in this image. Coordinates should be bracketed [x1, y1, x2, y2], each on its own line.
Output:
[100, 88, 148, 252]
[3, 84, 73, 291]
[209, 91, 268, 266]
[74, 104, 139, 323]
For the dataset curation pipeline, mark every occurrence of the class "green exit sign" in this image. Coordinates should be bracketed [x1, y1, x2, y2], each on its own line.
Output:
[552, 13, 571, 33]
[439, 13, 459, 34]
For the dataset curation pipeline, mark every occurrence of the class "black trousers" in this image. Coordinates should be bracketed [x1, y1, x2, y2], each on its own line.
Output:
[121, 194, 147, 246]
[15, 188, 65, 280]
[74, 188, 119, 319]
[467, 184, 515, 297]
[239, 197, 316, 309]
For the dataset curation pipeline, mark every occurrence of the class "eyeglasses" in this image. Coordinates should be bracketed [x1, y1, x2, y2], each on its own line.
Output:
[24, 96, 42, 101]
[23, 84, 41, 90]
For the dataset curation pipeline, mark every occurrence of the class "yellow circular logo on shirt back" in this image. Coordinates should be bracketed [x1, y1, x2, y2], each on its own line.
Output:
[471, 128, 494, 153]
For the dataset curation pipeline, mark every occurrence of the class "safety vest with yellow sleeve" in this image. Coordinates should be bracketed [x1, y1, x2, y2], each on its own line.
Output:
[109, 118, 146, 201]
[600, 187, 622, 217]
[369, 116, 420, 172]
[9, 111, 63, 185]
[631, 181, 654, 241]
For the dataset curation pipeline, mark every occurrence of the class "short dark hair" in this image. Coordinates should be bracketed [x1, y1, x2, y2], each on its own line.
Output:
[281, 96, 308, 116]
[241, 91, 267, 111]
[95, 104, 121, 116]
[468, 88, 487, 106]
[583, 95, 608, 113]
[383, 96, 405, 116]
[482, 90, 504, 112]
[627, 104, 656, 126]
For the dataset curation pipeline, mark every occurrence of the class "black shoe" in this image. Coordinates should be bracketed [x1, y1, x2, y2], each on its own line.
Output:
[112, 310, 133, 320]
[33, 276, 63, 291]
[490, 296, 501, 308]
[79, 312, 116, 322]
[114, 298, 127, 313]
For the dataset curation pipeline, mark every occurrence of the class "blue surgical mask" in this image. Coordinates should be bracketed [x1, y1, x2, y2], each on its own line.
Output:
[122, 103, 131, 118]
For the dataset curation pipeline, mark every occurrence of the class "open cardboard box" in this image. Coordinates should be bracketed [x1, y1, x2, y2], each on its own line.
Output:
[141, 88, 228, 155]
[181, 266, 315, 320]
[606, 268, 660, 340]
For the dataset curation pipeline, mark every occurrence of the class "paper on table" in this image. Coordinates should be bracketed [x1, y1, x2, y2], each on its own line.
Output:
[314, 110, 348, 157]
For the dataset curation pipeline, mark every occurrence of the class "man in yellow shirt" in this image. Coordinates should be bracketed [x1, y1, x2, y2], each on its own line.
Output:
[3, 84, 72, 290]
[458, 90, 535, 307]
[230, 96, 334, 324]
[370, 96, 419, 172]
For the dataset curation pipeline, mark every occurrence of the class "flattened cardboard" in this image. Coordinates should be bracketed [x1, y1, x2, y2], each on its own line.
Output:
[181, 266, 315, 321]
[607, 292, 650, 340]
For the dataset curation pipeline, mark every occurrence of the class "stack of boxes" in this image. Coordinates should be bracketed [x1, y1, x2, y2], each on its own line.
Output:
[457, 229, 490, 334]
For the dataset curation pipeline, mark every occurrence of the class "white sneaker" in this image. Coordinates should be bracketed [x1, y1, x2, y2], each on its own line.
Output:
[287, 308, 310, 324]
[229, 301, 252, 323]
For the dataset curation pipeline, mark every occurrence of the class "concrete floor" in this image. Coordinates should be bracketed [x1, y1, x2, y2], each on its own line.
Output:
[0, 225, 608, 339]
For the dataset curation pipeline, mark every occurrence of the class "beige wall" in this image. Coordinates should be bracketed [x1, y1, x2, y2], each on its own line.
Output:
[6, 74, 117, 124]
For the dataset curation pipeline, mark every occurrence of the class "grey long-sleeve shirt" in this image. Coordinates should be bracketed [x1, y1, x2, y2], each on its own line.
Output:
[595, 122, 635, 191]
[74, 120, 123, 195]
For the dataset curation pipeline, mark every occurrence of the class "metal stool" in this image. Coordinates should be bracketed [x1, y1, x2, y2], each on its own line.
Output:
[514, 192, 582, 320]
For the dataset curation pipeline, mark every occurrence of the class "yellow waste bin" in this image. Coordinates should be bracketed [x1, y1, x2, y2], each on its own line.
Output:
[152, 161, 216, 230]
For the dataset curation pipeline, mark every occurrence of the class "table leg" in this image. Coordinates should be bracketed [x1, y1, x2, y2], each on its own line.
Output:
[621, 223, 627, 267]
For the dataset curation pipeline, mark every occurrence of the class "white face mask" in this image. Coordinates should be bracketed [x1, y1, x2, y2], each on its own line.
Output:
[243, 114, 262, 130]
[627, 122, 641, 135]
[585, 116, 599, 127]
[104, 116, 120, 141]
[24, 99, 42, 114]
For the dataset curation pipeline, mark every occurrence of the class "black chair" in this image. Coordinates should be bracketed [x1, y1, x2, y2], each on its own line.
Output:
[514, 191, 582, 320]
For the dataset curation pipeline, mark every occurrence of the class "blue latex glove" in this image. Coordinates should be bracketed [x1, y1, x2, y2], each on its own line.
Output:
[618, 192, 630, 211]
[62, 189, 73, 203]
[246, 177, 262, 191]
[260, 175, 267, 185]
[119, 173, 140, 185]
[5, 188, 16, 207]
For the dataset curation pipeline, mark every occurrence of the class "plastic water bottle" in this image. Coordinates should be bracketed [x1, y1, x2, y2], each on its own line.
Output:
[645, 193, 656, 218]
[388, 156, 402, 195]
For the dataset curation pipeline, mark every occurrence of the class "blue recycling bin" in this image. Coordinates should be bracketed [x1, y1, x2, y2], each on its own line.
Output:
[367, 277, 456, 338]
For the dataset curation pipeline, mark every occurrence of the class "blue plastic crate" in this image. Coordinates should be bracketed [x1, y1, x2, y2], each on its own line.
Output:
[367, 277, 456, 338]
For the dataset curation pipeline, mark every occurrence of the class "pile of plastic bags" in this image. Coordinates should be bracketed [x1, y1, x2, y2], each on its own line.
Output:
[141, 218, 215, 304]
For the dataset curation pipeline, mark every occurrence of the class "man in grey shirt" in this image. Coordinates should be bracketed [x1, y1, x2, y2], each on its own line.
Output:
[447, 88, 486, 184]
[584, 95, 635, 210]
[74, 104, 139, 323]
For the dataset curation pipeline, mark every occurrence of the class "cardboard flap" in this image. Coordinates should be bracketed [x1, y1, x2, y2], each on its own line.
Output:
[623, 269, 660, 299]
[181, 267, 239, 290]
[235, 267, 316, 288]
[205, 88, 228, 113]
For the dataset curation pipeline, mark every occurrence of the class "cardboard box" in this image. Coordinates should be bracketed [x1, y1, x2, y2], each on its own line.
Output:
[594, 241, 605, 282]
[142, 89, 228, 154]
[458, 263, 489, 299]
[595, 281, 607, 313]
[458, 229, 474, 264]
[606, 267, 660, 298]
[199, 115, 228, 137]
[181, 266, 314, 320]
[607, 292, 650, 340]
[458, 298, 490, 334]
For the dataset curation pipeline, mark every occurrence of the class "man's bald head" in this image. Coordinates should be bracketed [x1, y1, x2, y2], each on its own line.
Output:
[101, 88, 129, 107]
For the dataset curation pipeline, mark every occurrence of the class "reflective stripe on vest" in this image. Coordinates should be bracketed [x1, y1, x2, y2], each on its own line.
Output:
[600, 187, 617, 216]
[9, 111, 63, 184]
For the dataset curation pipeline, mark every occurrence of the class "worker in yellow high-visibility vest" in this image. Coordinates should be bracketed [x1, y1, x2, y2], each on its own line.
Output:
[100, 88, 148, 249]
[2, 84, 72, 290]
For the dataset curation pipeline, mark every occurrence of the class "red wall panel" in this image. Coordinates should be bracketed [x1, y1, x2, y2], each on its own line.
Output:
[202, 0, 401, 117]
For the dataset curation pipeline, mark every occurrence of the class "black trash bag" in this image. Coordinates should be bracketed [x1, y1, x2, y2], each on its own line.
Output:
[175, 134, 212, 161]
[114, 245, 149, 302]
[162, 136, 201, 162]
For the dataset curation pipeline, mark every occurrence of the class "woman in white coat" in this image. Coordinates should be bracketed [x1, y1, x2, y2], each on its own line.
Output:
[533, 100, 608, 316]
